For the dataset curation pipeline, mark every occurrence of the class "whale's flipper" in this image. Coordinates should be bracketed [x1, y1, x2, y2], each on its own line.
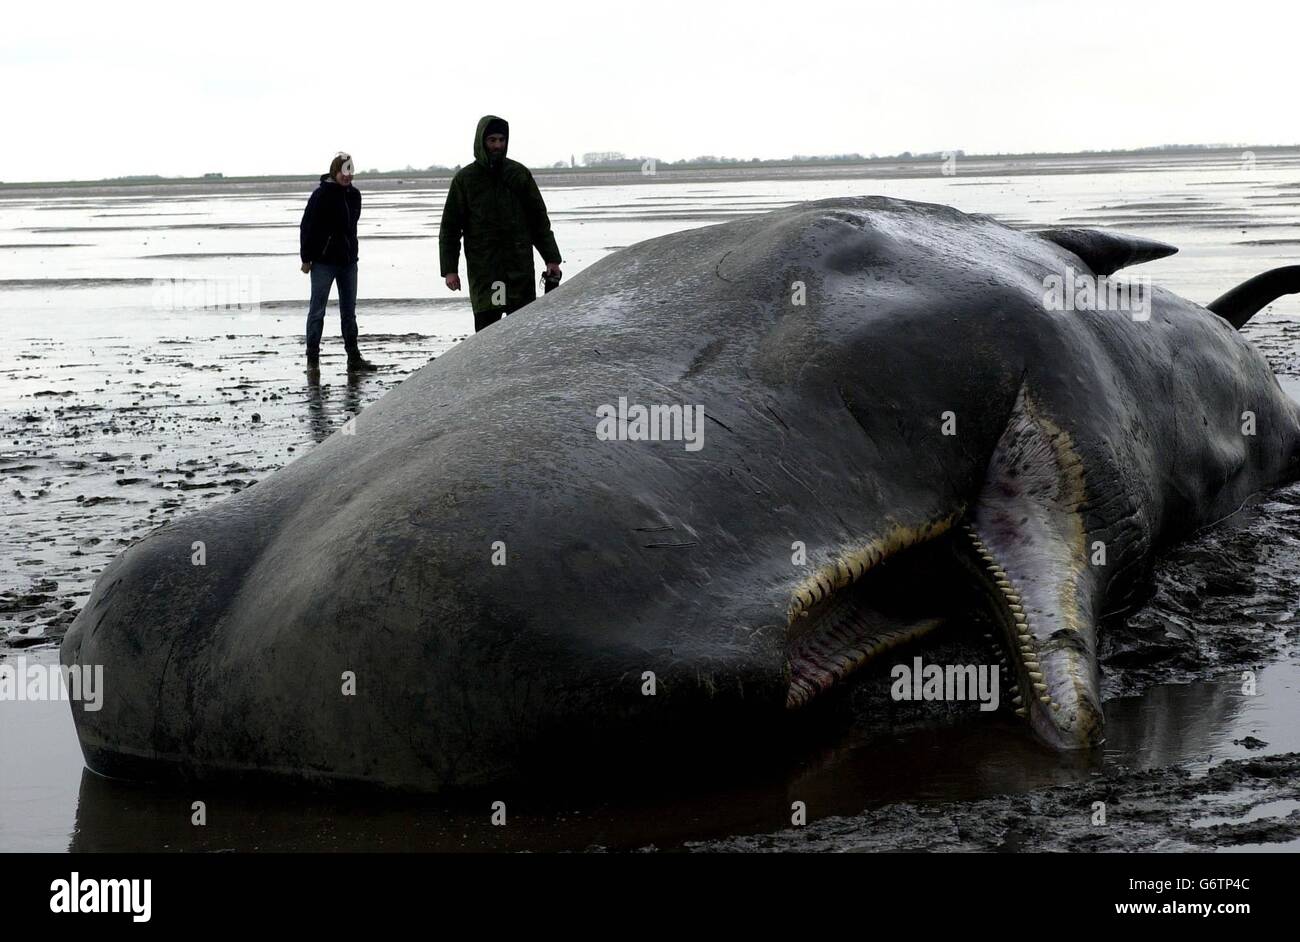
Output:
[1034, 227, 1178, 276]
[1208, 265, 1300, 329]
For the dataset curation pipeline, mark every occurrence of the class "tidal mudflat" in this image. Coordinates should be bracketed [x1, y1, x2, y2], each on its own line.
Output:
[3, 151, 1300, 851]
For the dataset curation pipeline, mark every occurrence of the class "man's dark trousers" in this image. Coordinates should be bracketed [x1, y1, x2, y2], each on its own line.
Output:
[473, 298, 530, 333]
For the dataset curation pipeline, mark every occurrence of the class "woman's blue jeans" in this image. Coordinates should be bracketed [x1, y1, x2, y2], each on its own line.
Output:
[306, 261, 358, 355]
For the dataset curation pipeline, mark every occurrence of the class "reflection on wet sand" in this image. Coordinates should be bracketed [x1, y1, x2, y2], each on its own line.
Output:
[1104, 679, 1249, 770]
[305, 368, 367, 444]
[61, 662, 1298, 852]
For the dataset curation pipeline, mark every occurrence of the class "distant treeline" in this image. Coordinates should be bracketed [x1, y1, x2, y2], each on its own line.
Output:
[3, 142, 1294, 189]
[574, 142, 1273, 170]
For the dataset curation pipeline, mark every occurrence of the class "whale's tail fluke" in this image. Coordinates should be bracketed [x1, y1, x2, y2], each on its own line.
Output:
[1208, 265, 1300, 329]
[1035, 227, 1178, 276]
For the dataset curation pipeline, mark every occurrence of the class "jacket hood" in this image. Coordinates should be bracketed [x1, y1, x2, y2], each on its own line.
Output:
[474, 114, 509, 168]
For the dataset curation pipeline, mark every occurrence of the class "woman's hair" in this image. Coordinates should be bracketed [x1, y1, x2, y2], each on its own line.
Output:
[329, 152, 353, 177]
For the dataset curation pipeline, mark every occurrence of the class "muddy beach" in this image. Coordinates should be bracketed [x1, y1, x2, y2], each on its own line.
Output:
[4, 152, 1300, 852]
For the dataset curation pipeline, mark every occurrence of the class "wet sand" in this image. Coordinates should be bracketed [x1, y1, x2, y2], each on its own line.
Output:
[1, 331, 455, 650]
[4, 151, 1300, 851]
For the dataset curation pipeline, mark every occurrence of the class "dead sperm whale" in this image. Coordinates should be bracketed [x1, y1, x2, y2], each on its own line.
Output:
[61, 196, 1300, 790]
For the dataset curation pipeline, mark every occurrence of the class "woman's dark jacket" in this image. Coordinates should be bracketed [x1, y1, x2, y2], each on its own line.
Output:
[300, 175, 361, 266]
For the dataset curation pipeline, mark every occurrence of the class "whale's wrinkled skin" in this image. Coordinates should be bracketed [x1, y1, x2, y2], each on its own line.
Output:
[61, 196, 1300, 791]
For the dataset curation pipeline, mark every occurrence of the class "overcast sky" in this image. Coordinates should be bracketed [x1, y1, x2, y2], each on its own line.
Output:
[4, 0, 1296, 182]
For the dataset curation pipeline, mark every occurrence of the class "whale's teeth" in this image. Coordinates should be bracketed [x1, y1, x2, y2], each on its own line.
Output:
[830, 650, 857, 671]
[1028, 671, 1044, 681]
[1008, 604, 1023, 614]
[806, 637, 837, 660]
[824, 622, 855, 644]
[1033, 682, 1048, 692]
[786, 676, 816, 708]
[1039, 695, 1052, 704]
[1012, 694, 1023, 706]
[1014, 707, 1027, 717]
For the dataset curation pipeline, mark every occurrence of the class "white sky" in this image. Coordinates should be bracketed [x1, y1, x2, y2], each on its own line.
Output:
[4, 0, 1296, 182]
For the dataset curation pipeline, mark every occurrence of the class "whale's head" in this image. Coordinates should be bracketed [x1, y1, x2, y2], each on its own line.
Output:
[62, 197, 1300, 790]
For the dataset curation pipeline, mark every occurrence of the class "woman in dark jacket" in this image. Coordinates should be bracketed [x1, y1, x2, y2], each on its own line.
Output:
[300, 152, 377, 371]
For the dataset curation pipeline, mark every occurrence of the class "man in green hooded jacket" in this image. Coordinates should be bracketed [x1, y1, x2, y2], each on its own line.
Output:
[439, 115, 563, 332]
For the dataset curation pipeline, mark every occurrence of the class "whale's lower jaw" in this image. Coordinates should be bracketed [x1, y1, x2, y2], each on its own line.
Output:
[783, 385, 1105, 751]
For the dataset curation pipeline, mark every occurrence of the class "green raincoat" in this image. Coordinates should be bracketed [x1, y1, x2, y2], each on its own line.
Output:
[439, 115, 562, 315]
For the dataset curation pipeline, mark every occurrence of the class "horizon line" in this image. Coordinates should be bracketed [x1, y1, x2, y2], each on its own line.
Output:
[3, 141, 1297, 190]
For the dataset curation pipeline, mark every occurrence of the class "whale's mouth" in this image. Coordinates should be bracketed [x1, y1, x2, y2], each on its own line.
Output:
[785, 389, 1105, 751]
[783, 517, 1082, 746]
[784, 520, 1029, 715]
[785, 524, 974, 708]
